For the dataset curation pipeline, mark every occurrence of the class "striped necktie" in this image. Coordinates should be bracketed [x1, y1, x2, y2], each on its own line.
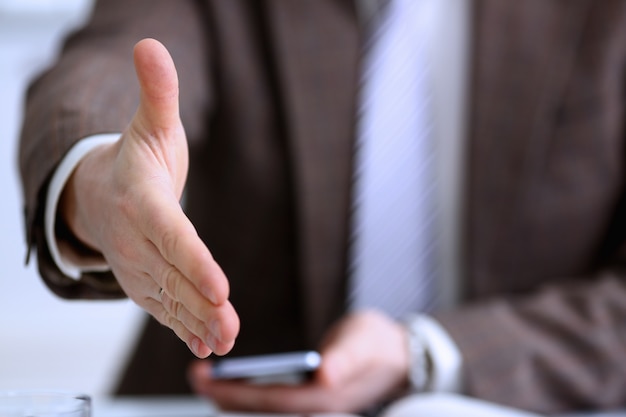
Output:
[348, 0, 439, 319]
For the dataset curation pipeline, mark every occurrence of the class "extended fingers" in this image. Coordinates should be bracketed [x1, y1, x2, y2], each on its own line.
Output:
[143, 297, 212, 358]
[144, 241, 239, 353]
[111, 264, 214, 358]
[112, 222, 239, 357]
[141, 196, 230, 305]
[160, 290, 239, 355]
[133, 191, 239, 352]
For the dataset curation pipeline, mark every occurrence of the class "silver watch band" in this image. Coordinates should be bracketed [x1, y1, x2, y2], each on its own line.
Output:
[403, 314, 433, 392]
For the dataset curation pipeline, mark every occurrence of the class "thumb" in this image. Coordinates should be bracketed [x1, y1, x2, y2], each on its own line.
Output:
[133, 38, 180, 131]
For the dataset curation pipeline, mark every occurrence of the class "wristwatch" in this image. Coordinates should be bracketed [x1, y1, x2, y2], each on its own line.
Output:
[403, 314, 433, 392]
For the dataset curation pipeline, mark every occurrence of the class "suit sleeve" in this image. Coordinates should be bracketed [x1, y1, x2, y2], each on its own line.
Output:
[18, 0, 213, 299]
[434, 266, 626, 414]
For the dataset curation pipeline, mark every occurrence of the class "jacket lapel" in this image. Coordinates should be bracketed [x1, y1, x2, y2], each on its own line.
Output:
[465, 0, 594, 297]
[265, 0, 361, 345]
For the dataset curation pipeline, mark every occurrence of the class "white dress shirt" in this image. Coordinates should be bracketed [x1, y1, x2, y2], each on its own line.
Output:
[44, 0, 471, 394]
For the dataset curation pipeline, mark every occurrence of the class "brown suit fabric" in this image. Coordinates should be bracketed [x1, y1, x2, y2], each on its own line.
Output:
[18, 0, 626, 414]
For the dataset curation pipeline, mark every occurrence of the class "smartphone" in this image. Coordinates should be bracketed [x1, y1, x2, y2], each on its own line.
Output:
[210, 350, 321, 384]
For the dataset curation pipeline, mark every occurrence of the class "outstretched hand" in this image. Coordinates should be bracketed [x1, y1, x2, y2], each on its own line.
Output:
[60, 38, 239, 358]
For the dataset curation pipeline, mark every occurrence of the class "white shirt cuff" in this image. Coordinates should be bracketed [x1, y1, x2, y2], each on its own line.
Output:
[411, 314, 464, 393]
[45, 133, 120, 280]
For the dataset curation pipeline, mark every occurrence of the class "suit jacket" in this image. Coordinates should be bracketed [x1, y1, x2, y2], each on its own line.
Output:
[18, 0, 626, 413]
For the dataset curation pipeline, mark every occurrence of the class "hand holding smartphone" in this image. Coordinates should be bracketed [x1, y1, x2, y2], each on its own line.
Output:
[210, 351, 322, 385]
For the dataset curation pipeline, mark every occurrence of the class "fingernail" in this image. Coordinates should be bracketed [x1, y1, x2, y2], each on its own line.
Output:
[205, 334, 217, 352]
[210, 319, 221, 341]
[201, 284, 218, 304]
[191, 338, 201, 355]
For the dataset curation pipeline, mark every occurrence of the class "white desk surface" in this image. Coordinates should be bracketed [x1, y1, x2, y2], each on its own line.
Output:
[93, 396, 214, 417]
[90, 395, 626, 417]
[92, 396, 355, 417]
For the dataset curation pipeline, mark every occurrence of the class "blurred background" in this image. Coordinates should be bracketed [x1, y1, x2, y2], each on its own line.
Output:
[0, 0, 143, 396]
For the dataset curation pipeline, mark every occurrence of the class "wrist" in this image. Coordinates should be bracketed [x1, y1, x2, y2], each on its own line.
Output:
[58, 173, 101, 256]
[59, 141, 115, 253]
